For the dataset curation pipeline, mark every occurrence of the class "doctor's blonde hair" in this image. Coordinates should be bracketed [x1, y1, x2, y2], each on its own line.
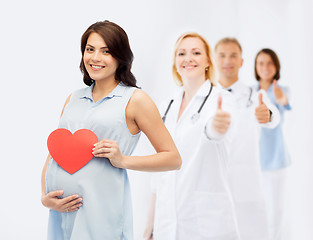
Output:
[172, 32, 216, 86]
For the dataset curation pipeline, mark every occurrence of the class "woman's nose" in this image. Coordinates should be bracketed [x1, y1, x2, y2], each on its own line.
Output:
[91, 51, 101, 62]
[184, 53, 192, 63]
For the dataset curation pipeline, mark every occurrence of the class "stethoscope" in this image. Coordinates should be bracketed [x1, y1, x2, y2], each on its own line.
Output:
[162, 84, 213, 124]
[246, 87, 253, 107]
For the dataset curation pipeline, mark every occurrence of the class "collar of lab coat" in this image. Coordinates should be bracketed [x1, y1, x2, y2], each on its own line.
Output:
[217, 80, 251, 96]
[179, 80, 213, 98]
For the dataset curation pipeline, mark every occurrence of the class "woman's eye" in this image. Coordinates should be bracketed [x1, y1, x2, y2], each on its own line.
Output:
[86, 48, 93, 52]
[103, 50, 110, 54]
[194, 52, 201, 55]
[178, 52, 185, 56]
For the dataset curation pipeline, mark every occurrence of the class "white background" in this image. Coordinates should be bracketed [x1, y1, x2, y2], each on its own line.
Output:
[0, 0, 312, 239]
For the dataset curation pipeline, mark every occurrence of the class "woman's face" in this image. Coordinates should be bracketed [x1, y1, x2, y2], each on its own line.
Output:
[83, 32, 119, 83]
[256, 52, 277, 82]
[175, 37, 209, 81]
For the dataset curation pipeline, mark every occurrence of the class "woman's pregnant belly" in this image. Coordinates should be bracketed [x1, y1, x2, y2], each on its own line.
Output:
[45, 157, 125, 199]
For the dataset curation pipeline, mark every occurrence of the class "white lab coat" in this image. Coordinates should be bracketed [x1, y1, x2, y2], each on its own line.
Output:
[217, 81, 280, 240]
[153, 81, 240, 240]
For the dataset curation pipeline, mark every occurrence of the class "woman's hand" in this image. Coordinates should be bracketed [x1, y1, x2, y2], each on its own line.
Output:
[143, 229, 153, 240]
[41, 190, 83, 213]
[143, 193, 156, 240]
[212, 95, 231, 134]
[143, 220, 154, 240]
[93, 139, 125, 168]
[273, 80, 288, 106]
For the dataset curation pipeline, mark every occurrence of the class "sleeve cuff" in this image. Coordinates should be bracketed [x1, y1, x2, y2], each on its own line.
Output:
[284, 103, 291, 110]
[204, 119, 225, 141]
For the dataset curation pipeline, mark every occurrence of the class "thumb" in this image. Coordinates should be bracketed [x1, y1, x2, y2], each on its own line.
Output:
[217, 94, 222, 110]
[258, 92, 264, 105]
[48, 190, 64, 198]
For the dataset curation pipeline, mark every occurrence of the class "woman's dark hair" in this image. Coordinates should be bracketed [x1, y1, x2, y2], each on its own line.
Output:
[80, 20, 138, 87]
[255, 48, 280, 81]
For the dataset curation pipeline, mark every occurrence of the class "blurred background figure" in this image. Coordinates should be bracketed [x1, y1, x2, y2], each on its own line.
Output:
[254, 48, 291, 240]
[214, 38, 280, 240]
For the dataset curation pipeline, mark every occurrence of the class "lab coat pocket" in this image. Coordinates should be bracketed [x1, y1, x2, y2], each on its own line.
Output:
[193, 191, 238, 239]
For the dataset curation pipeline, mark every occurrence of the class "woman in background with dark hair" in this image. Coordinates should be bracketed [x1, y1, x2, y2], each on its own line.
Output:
[254, 48, 291, 240]
[41, 20, 181, 240]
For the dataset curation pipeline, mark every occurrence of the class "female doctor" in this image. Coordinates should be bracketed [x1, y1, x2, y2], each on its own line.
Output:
[144, 32, 240, 240]
[254, 48, 291, 240]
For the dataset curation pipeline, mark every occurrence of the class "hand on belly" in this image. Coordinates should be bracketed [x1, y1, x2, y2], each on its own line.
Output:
[41, 190, 83, 213]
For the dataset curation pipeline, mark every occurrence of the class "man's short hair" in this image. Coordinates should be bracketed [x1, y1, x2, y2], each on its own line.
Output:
[215, 37, 242, 53]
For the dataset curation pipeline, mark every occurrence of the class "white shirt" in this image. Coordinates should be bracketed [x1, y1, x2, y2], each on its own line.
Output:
[217, 80, 280, 240]
[153, 81, 240, 240]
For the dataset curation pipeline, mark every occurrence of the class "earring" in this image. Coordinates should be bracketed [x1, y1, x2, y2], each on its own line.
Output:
[205, 67, 209, 71]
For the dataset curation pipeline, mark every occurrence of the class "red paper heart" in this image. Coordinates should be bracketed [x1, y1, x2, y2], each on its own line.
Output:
[47, 128, 98, 174]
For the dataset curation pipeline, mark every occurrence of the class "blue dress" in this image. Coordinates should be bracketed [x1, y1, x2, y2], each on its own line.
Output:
[254, 83, 291, 171]
[46, 83, 140, 240]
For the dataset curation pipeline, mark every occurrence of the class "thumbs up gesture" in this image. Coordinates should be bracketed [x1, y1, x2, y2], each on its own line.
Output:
[273, 80, 288, 106]
[213, 95, 231, 134]
[255, 93, 271, 123]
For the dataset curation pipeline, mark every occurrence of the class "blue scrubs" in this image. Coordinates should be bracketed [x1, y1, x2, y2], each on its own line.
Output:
[255, 83, 291, 170]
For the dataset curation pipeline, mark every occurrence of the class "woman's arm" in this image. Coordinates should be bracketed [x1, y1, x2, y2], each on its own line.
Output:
[93, 90, 181, 171]
[143, 193, 156, 240]
[41, 94, 83, 212]
[41, 154, 51, 197]
[41, 154, 83, 212]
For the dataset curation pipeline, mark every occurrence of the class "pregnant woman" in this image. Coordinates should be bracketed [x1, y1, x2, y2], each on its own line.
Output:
[41, 20, 181, 240]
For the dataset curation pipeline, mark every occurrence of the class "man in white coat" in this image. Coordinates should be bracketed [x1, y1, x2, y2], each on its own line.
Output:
[214, 38, 280, 240]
